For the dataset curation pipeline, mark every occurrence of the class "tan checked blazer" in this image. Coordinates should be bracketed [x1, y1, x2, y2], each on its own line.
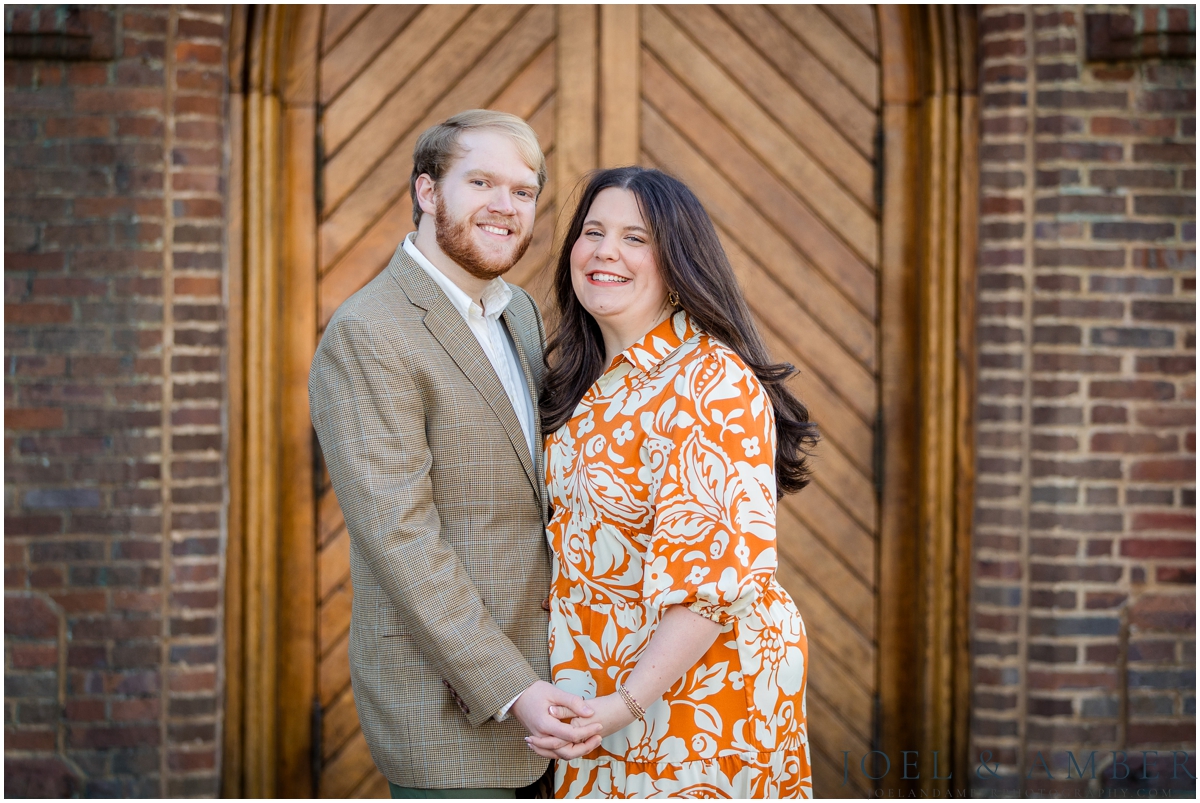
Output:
[308, 243, 552, 789]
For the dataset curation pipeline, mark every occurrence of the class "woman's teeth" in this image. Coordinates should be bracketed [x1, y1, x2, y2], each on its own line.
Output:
[591, 273, 629, 283]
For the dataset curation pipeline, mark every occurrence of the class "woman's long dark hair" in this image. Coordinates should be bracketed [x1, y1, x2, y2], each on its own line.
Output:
[540, 167, 819, 495]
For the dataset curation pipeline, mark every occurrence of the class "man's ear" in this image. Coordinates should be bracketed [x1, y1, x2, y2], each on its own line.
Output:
[414, 174, 438, 217]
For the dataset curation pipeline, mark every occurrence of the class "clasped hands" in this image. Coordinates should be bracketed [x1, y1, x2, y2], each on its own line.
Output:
[512, 681, 636, 760]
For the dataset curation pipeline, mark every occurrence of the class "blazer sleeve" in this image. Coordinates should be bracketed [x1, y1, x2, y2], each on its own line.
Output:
[309, 314, 541, 727]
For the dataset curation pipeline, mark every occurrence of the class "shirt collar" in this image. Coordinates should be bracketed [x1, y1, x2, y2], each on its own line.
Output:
[614, 310, 700, 375]
[403, 232, 513, 320]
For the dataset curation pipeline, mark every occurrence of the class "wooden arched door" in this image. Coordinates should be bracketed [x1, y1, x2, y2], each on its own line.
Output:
[313, 5, 879, 797]
[226, 5, 977, 798]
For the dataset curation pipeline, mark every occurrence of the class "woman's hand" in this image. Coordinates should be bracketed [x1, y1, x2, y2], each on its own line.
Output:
[569, 692, 637, 737]
[513, 681, 604, 760]
[527, 693, 636, 755]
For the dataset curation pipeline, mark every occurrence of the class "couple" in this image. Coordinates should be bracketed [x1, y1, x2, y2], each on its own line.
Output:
[309, 110, 817, 799]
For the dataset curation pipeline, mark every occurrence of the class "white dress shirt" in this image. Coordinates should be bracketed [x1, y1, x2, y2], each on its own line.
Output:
[403, 235, 536, 463]
[403, 234, 534, 721]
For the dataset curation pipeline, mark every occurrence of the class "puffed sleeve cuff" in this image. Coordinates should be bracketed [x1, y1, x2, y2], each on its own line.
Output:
[686, 600, 727, 623]
[684, 568, 762, 625]
[646, 561, 763, 626]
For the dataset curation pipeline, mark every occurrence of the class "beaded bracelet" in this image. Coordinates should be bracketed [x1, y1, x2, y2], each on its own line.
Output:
[616, 684, 646, 721]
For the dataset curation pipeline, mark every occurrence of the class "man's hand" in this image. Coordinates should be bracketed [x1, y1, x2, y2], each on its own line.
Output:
[529, 692, 634, 756]
[511, 681, 603, 760]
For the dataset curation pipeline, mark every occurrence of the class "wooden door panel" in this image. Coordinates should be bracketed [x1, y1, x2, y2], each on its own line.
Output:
[323, 687, 362, 762]
[319, 632, 351, 708]
[638, 7, 882, 793]
[322, 5, 553, 262]
[718, 4, 876, 154]
[320, 729, 380, 798]
[770, 5, 879, 107]
[319, 199, 413, 327]
[645, 115, 877, 367]
[321, 5, 371, 57]
[777, 506, 874, 634]
[306, 5, 883, 797]
[716, 227, 878, 424]
[319, 4, 423, 107]
[317, 55, 556, 327]
[785, 484, 876, 583]
[319, 8, 555, 275]
[640, 54, 875, 317]
[311, 6, 564, 795]
[317, 528, 348, 600]
[324, 5, 526, 201]
[649, 6, 876, 223]
[821, 3, 878, 57]
[318, 583, 351, 655]
[723, 237, 879, 431]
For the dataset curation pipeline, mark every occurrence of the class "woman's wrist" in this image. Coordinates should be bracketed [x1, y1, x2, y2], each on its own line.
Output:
[616, 684, 646, 722]
[619, 676, 656, 716]
[593, 692, 636, 735]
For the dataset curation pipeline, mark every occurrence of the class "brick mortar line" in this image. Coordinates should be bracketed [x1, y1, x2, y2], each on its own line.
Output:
[159, 5, 179, 795]
[1014, 6, 1039, 792]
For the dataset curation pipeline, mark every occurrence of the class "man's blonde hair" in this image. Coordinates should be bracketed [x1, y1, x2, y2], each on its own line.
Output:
[409, 110, 547, 227]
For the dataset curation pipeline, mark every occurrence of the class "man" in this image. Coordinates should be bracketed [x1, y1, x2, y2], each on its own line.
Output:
[309, 110, 600, 798]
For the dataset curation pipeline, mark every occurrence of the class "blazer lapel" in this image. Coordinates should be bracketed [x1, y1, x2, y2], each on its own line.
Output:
[387, 245, 540, 499]
[501, 306, 545, 520]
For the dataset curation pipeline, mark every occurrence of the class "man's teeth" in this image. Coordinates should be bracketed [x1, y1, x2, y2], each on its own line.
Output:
[479, 224, 510, 235]
[591, 273, 629, 283]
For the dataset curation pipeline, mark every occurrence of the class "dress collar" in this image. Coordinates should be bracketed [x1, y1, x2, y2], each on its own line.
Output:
[402, 232, 513, 320]
[611, 310, 700, 375]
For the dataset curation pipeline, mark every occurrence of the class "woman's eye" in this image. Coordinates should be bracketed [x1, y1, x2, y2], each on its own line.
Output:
[626, 236, 644, 245]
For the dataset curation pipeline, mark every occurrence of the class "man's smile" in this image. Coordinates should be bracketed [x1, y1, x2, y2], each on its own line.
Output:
[478, 222, 513, 238]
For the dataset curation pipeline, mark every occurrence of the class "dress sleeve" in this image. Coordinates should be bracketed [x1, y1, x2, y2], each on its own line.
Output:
[643, 349, 780, 625]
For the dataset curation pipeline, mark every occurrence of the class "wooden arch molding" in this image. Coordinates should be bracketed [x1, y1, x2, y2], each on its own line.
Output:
[222, 5, 979, 797]
[223, 5, 320, 798]
[876, 5, 979, 792]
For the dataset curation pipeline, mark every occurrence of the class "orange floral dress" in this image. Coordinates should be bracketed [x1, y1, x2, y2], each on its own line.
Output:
[546, 312, 811, 799]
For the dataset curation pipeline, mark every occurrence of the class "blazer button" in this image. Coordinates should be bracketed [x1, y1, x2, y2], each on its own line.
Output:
[541, 597, 550, 612]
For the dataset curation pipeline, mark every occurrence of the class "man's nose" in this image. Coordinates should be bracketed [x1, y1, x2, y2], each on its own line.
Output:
[487, 189, 515, 216]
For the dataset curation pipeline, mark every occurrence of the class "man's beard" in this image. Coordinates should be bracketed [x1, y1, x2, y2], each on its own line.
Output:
[434, 198, 533, 281]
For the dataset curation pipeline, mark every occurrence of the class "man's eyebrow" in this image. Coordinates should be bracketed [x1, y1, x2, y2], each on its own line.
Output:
[463, 167, 538, 189]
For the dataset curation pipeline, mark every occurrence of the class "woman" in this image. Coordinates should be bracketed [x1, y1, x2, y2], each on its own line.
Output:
[530, 167, 819, 798]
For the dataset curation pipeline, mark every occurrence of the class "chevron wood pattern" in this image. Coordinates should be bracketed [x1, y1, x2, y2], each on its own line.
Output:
[309, 6, 882, 797]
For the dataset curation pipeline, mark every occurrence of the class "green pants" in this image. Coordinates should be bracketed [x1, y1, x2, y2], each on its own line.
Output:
[389, 762, 552, 798]
[389, 783, 514, 799]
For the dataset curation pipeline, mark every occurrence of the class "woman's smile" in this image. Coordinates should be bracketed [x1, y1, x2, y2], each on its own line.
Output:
[586, 270, 631, 285]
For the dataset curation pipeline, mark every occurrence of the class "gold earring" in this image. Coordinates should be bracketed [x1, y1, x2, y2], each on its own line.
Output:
[668, 290, 680, 307]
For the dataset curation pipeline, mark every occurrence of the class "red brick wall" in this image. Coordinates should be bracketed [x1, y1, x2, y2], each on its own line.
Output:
[4, 5, 229, 796]
[974, 4, 1195, 794]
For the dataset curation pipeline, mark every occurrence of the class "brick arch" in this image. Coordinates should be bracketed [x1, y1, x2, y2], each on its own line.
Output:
[223, 5, 981, 797]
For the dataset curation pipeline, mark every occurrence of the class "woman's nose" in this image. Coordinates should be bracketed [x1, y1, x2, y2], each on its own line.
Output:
[594, 235, 619, 261]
